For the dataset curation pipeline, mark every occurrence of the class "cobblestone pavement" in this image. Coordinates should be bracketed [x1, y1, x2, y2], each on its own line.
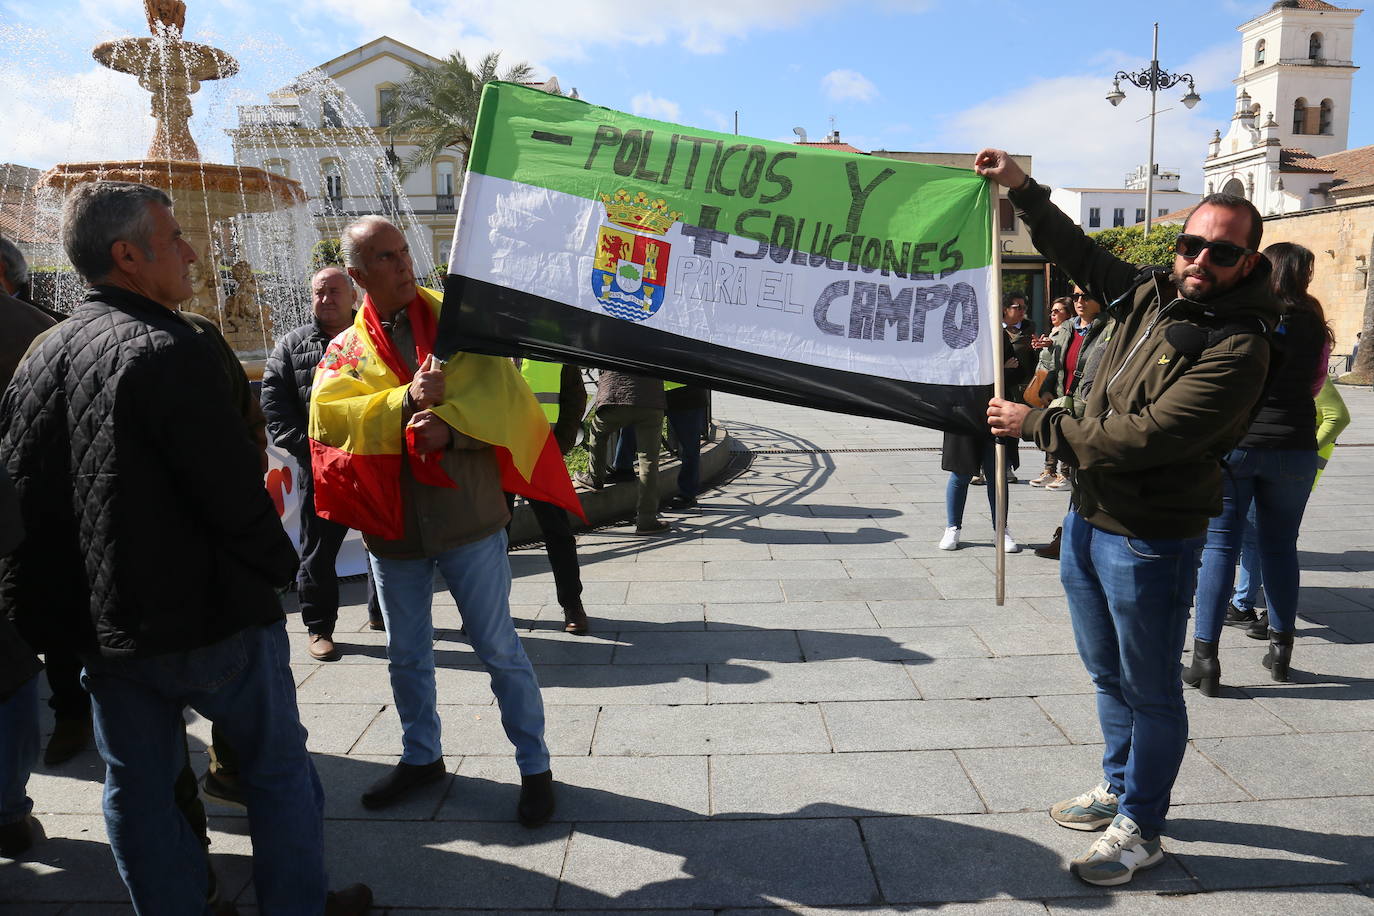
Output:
[7, 388, 1374, 914]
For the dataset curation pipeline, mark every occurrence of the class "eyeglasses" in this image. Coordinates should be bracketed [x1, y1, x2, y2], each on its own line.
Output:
[1051, 308, 1069, 315]
[1006, 303, 1026, 310]
[1070, 292, 1087, 301]
[1175, 234, 1256, 268]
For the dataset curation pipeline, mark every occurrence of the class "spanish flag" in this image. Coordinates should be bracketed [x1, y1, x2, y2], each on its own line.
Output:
[308, 286, 585, 541]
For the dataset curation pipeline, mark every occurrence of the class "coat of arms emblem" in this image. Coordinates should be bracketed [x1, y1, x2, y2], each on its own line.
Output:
[591, 189, 681, 322]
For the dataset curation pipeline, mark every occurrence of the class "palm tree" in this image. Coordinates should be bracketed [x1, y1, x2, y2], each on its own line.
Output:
[383, 51, 536, 180]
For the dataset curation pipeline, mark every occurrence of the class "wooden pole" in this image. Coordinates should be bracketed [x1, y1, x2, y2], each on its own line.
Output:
[990, 180, 1007, 607]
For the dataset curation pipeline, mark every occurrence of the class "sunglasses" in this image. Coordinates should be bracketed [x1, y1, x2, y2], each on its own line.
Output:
[1175, 234, 1255, 268]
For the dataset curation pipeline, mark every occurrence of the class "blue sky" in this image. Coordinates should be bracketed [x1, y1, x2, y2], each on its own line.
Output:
[3, 0, 1370, 192]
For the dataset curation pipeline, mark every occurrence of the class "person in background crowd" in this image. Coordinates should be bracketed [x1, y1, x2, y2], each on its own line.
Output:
[0, 465, 44, 859]
[972, 297, 1033, 486]
[0, 237, 95, 768]
[1185, 241, 1333, 695]
[511, 357, 590, 634]
[1028, 297, 1073, 489]
[979, 147, 1277, 887]
[0, 180, 370, 912]
[262, 266, 384, 663]
[1227, 377, 1350, 636]
[577, 369, 671, 534]
[610, 382, 710, 510]
[939, 322, 1027, 553]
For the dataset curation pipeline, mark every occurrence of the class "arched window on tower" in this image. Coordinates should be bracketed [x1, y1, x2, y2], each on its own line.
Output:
[1320, 99, 1333, 134]
[1293, 98, 1308, 134]
[1309, 33, 1323, 61]
[1222, 177, 1246, 199]
[1255, 39, 1266, 66]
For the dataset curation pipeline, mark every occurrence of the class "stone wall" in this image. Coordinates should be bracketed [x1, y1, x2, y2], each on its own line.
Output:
[1262, 201, 1373, 355]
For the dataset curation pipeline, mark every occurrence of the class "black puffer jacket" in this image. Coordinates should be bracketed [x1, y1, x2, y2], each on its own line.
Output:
[0, 285, 297, 659]
[261, 317, 348, 464]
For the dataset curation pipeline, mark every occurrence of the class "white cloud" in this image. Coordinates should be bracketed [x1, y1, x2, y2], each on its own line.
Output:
[939, 43, 1236, 192]
[822, 69, 877, 103]
[631, 92, 681, 122]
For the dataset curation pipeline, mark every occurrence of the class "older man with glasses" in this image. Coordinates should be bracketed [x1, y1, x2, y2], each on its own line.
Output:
[976, 148, 1278, 887]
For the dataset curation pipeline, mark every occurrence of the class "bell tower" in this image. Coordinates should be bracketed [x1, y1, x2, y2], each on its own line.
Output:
[1233, 0, 1360, 157]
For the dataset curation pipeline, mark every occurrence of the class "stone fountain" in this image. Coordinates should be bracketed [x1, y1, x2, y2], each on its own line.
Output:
[36, 0, 306, 354]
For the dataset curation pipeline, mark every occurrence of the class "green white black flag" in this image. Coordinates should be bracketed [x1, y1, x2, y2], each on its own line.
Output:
[442, 81, 996, 434]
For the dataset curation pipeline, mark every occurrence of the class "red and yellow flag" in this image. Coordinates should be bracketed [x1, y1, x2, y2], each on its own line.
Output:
[308, 287, 585, 540]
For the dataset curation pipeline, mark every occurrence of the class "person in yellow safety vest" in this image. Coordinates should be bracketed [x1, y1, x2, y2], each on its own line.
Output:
[512, 359, 590, 634]
[609, 381, 710, 510]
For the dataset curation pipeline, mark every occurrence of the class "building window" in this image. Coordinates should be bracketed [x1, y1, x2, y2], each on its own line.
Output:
[322, 160, 344, 211]
[998, 198, 1016, 232]
[435, 160, 456, 212]
[1088, 207, 1100, 228]
[378, 87, 397, 127]
[1293, 98, 1308, 134]
[322, 97, 343, 129]
[1135, 208, 1146, 224]
[1158, 208, 1168, 217]
[1255, 39, 1266, 66]
[1112, 208, 1125, 227]
[1309, 33, 1323, 61]
[263, 158, 291, 179]
[1320, 99, 1333, 134]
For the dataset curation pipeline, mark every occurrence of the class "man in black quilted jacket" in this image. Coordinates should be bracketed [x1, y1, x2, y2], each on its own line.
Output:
[0, 182, 370, 913]
[261, 265, 382, 661]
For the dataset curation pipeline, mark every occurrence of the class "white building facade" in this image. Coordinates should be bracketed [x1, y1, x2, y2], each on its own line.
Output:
[1202, 0, 1363, 215]
[230, 36, 567, 269]
[1049, 165, 1202, 230]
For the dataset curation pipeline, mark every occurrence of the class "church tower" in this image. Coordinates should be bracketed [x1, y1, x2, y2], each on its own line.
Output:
[1233, 0, 1360, 158]
[1204, 0, 1362, 214]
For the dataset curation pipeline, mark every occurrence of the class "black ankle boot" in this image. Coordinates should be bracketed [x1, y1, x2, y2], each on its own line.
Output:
[1262, 628, 1293, 682]
[1182, 637, 1221, 697]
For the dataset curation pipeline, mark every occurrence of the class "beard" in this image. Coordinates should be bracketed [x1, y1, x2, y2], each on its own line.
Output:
[1172, 264, 1226, 302]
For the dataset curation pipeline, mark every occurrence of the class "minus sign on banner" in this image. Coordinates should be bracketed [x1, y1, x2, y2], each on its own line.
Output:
[531, 131, 574, 145]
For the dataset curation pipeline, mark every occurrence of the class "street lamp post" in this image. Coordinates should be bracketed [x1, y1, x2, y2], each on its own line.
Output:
[1105, 22, 1201, 237]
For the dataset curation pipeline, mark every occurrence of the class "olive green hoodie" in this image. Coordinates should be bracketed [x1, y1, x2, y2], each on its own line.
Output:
[1011, 179, 1280, 539]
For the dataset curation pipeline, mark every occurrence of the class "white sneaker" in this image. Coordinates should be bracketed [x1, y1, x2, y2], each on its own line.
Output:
[1070, 814, 1165, 886]
[939, 526, 961, 550]
[1002, 529, 1022, 553]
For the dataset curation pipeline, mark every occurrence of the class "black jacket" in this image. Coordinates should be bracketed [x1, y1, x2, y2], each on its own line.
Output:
[0, 465, 42, 699]
[1240, 306, 1324, 451]
[1012, 179, 1279, 539]
[261, 317, 346, 464]
[0, 285, 298, 659]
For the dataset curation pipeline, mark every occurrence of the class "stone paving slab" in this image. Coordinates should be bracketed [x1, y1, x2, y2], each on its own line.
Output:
[591, 703, 832, 756]
[710, 750, 985, 817]
[556, 818, 879, 909]
[821, 697, 1068, 752]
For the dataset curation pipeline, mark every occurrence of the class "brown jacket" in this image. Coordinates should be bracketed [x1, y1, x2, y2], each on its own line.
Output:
[362, 307, 509, 560]
[1012, 179, 1279, 539]
[1, 290, 56, 390]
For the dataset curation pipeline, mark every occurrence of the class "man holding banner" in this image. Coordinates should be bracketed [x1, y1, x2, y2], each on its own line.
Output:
[309, 215, 583, 825]
[978, 148, 1278, 886]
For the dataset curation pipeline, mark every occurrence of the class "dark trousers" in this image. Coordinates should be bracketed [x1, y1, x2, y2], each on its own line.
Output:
[45, 647, 90, 721]
[298, 478, 380, 635]
[506, 492, 584, 610]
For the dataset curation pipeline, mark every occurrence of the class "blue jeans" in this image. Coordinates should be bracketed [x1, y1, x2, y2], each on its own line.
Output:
[945, 440, 998, 529]
[0, 674, 40, 827]
[1194, 448, 1318, 640]
[81, 622, 326, 914]
[1231, 503, 1264, 612]
[368, 530, 549, 774]
[1061, 509, 1203, 838]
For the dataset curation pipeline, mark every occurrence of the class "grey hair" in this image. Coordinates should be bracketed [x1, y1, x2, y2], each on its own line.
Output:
[339, 215, 396, 271]
[0, 235, 28, 289]
[61, 182, 171, 283]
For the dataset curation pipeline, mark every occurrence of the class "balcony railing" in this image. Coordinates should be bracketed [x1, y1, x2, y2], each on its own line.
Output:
[237, 105, 303, 128]
[437, 194, 455, 212]
[1278, 57, 1355, 67]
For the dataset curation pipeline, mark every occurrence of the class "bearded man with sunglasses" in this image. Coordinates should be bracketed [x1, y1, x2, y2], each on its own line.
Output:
[974, 149, 1278, 887]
